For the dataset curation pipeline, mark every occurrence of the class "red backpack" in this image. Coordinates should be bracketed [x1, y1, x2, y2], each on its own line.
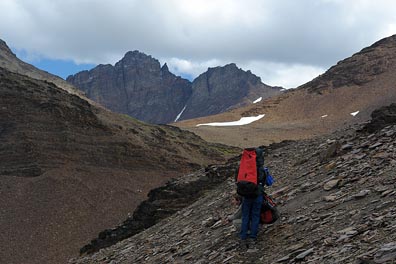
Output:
[260, 193, 280, 224]
[236, 148, 259, 198]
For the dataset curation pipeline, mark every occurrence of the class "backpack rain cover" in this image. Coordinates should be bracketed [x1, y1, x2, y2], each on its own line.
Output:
[236, 148, 258, 198]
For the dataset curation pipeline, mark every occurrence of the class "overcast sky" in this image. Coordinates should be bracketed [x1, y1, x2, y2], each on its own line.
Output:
[1, 0, 395, 88]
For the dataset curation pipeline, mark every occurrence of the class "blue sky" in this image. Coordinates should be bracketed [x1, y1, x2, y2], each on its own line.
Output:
[29, 58, 95, 80]
[12, 48, 95, 79]
[1, 0, 396, 87]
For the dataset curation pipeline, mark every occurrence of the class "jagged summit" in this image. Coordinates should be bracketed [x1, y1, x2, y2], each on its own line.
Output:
[179, 63, 280, 120]
[161, 62, 169, 72]
[67, 53, 282, 124]
[0, 39, 15, 57]
[67, 50, 192, 124]
[118, 50, 157, 66]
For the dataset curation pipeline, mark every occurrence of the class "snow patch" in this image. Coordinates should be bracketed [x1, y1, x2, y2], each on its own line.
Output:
[196, 114, 265, 127]
[253, 97, 262, 104]
[174, 105, 187, 122]
[350, 111, 359, 116]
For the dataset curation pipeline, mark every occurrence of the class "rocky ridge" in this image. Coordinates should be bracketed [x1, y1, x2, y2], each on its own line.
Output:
[72, 105, 396, 264]
[180, 63, 281, 120]
[300, 35, 396, 93]
[67, 52, 282, 124]
[0, 39, 83, 96]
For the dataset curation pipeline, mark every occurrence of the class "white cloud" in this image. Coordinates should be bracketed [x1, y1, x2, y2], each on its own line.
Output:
[241, 61, 326, 88]
[0, 0, 396, 87]
[162, 58, 325, 88]
[163, 58, 222, 78]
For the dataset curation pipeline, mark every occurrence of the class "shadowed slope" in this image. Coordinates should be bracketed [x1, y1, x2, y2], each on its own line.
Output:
[0, 67, 238, 264]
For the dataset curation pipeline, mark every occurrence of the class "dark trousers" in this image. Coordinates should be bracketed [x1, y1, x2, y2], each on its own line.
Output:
[240, 194, 263, 240]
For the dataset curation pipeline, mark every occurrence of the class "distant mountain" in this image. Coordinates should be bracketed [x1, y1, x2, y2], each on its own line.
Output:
[67, 51, 192, 124]
[0, 65, 238, 264]
[0, 39, 83, 96]
[180, 63, 281, 120]
[67, 52, 282, 124]
[175, 34, 396, 147]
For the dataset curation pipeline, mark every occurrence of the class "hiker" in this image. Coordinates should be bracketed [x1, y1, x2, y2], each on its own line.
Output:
[237, 146, 266, 249]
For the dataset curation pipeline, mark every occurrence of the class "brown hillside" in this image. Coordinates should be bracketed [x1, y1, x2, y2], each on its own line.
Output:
[72, 109, 396, 264]
[175, 35, 396, 148]
[0, 67, 238, 264]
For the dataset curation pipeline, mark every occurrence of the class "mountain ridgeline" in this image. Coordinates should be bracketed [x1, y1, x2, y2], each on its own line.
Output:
[67, 52, 282, 124]
[0, 39, 83, 96]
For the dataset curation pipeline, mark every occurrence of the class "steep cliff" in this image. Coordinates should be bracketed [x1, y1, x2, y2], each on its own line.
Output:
[67, 51, 192, 124]
[180, 63, 281, 120]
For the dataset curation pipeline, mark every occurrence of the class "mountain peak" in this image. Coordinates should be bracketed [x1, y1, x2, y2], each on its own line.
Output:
[0, 38, 83, 96]
[178, 62, 281, 120]
[223, 62, 238, 69]
[0, 39, 16, 57]
[119, 50, 157, 66]
[123, 49, 149, 58]
[161, 62, 169, 72]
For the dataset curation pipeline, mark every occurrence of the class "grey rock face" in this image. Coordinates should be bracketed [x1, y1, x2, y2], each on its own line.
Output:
[180, 63, 282, 120]
[67, 51, 192, 124]
[68, 54, 282, 124]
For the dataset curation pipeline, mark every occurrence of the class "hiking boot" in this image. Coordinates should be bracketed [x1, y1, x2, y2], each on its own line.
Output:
[239, 239, 249, 251]
[247, 239, 259, 253]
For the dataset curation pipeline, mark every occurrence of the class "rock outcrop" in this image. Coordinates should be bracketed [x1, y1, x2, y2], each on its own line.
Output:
[67, 51, 192, 124]
[72, 105, 396, 264]
[67, 53, 282, 124]
[362, 103, 396, 133]
[79, 159, 239, 255]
